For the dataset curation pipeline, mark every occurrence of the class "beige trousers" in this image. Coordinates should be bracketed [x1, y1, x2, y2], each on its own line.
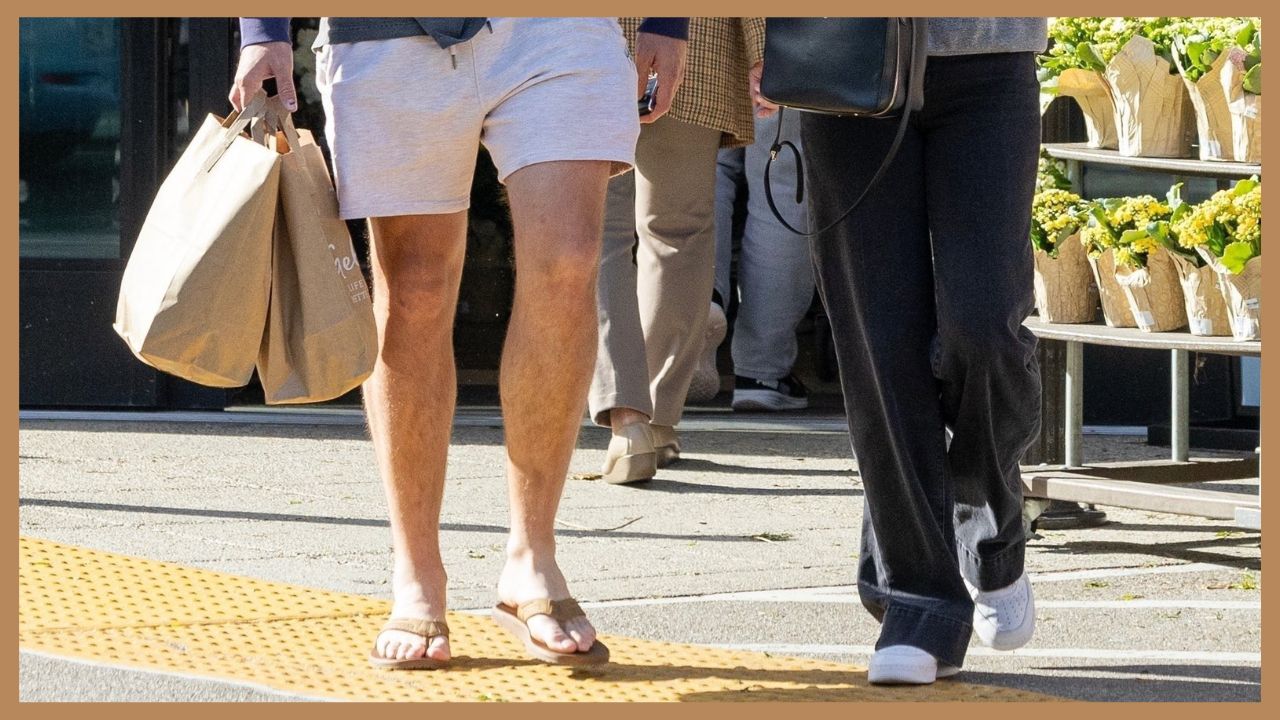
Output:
[589, 116, 723, 427]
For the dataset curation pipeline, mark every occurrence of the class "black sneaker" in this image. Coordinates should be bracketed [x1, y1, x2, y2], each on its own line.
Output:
[731, 373, 809, 411]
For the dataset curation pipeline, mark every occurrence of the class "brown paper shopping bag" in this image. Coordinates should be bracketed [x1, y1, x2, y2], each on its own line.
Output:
[113, 92, 280, 386]
[255, 103, 378, 404]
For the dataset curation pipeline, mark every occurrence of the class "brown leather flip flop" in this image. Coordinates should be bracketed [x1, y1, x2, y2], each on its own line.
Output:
[492, 598, 610, 665]
[368, 618, 450, 670]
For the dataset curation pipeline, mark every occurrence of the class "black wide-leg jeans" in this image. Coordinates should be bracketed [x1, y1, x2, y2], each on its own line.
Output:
[800, 52, 1043, 668]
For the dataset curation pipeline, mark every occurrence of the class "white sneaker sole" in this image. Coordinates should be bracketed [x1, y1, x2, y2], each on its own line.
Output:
[732, 388, 809, 412]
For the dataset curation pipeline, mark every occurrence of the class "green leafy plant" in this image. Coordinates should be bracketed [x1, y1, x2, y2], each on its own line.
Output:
[1170, 17, 1254, 82]
[1036, 150, 1073, 193]
[1171, 177, 1261, 274]
[1146, 183, 1200, 266]
[1039, 17, 1143, 85]
[1040, 16, 1194, 89]
[1080, 194, 1173, 268]
[1031, 188, 1088, 257]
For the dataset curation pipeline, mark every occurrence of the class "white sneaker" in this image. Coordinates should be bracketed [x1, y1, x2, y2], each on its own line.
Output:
[867, 646, 961, 685]
[966, 572, 1035, 651]
[686, 302, 727, 403]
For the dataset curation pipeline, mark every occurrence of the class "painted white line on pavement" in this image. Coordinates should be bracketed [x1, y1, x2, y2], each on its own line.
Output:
[573, 594, 1260, 611]
[1036, 599, 1259, 610]
[578, 563, 1247, 608]
[710, 644, 1262, 664]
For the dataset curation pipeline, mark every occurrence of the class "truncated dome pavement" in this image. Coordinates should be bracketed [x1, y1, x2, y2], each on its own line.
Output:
[18, 536, 1056, 702]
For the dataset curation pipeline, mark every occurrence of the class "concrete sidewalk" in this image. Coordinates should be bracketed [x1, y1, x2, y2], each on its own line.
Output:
[18, 410, 1262, 701]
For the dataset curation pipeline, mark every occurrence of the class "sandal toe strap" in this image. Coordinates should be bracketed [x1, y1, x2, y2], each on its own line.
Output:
[515, 598, 585, 624]
[381, 618, 449, 638]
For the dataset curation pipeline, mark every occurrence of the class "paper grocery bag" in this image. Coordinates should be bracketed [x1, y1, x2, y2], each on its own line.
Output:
[114, 92, 280, 386]
[256, 106, 378, 404]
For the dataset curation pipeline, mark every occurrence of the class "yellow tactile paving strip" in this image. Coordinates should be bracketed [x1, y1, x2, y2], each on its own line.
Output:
[19, 537, 1054, 702]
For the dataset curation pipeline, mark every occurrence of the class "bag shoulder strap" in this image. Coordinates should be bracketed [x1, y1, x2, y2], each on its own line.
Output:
[764, 18, 927, 237]
[763, 104, 913, 237]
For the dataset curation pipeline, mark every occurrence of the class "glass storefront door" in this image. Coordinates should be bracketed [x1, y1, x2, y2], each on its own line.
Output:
[19, 18, 235, 408]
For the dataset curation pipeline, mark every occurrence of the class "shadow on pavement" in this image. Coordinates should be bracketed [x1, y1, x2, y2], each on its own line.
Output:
[951, 666, 1260, 702]
[663, 458, 857, 479]
[622, 477, 861, 497]
[18, 497, 778, 544]
[1035, 534, 1262, 571]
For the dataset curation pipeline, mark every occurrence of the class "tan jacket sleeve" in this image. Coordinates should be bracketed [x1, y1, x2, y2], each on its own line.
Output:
[742, 17, 766, 68]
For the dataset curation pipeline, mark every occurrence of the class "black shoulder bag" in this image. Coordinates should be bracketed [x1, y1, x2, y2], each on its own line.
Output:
[760, 18, 928, 236]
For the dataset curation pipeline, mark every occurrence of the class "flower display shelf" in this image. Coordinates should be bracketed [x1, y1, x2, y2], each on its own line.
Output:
[1025, 148, 1262, 531]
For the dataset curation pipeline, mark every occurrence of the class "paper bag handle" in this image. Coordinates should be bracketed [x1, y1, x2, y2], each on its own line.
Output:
[202, 91, 272, 173]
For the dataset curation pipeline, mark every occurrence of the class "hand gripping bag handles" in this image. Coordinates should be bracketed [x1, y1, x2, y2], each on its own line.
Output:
[114, 91, 281, 386]
[760, 18, 928, 235]
[253, 97, 377, 405]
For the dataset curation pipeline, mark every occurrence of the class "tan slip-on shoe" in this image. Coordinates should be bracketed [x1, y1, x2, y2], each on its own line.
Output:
[602, 421, 657, 484]
[650, 424, 681, 468]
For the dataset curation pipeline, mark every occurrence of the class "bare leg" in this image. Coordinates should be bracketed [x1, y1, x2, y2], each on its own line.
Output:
[496, 160, 612, 653]
[364, 212, 467, 663]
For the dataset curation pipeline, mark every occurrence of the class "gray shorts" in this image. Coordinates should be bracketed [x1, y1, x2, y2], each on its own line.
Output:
[313, 18, 640, 219]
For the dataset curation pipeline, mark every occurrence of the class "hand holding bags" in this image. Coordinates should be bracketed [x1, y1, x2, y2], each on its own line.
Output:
[255, 99, 377, 404]
[113, 92, 280, 386]
[114, 92, 376, 403]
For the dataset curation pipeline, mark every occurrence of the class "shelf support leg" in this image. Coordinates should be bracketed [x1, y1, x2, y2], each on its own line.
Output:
[1065, 340, 1084, 469]
[1171, 349, 1190, 463]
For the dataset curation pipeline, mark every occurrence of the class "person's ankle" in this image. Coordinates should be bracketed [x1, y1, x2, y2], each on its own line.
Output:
[609, 408, 650, 431]
[505, 538, 555, 564]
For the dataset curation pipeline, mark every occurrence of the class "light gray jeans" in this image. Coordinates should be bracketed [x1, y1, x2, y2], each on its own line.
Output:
[713, 111, 815, 381]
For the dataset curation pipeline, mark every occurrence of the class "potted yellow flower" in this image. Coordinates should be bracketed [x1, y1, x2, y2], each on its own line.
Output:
[1039, 17, 1126, 149]
[1106, 19, 1196, 158]
[1148, 184, 1232, 336]
[1031, 189, 1097, 323]
[1171, 178, 1262, 340]
[1172, 18, 1259, 161]
[1082, 194, 1186, 331]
